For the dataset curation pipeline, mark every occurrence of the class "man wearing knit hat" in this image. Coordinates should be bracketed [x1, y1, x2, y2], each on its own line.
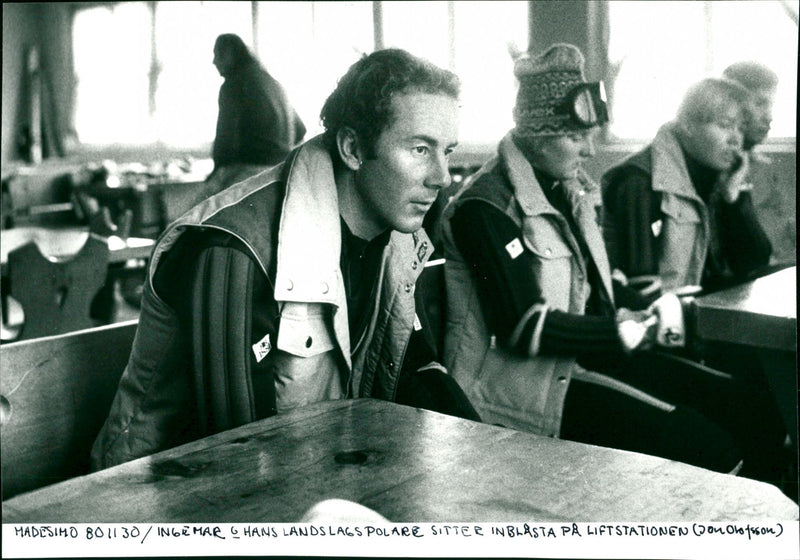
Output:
[438, 43, 742, 474]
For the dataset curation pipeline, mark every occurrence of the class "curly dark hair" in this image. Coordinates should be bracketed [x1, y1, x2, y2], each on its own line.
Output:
[320, 48, 460, 162]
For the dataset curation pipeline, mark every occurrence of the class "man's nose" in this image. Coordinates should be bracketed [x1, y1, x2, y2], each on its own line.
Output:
[425, 152, 451, 190]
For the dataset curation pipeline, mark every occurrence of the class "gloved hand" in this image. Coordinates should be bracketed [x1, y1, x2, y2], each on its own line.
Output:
[616, 308, 657, 353]
[647, 292, 686, 347]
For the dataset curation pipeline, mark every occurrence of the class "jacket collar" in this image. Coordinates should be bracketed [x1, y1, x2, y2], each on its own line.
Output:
[650, 121, 704, 202]
[499, 133, 559, 218]
[273, 136, 344, 307]
[498, 132, 598, 217]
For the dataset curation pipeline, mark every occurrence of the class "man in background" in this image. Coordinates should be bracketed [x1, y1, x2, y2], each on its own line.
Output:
[723, 61, 794, 266]
[208, 33, 306, 192]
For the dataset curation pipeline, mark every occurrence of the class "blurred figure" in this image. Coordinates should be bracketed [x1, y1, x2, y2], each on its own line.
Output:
[601, 78, 787, 484]
[208, 33, 306, 191]
[723, 61, 778, 151]
[602, 78, 772, 296]
[723, 61, 794, 266]
[439, 43, 741, 474]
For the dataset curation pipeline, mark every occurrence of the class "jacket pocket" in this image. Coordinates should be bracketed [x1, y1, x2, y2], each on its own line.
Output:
[276, 302, 335, 358]
[521, 216, 574, 311]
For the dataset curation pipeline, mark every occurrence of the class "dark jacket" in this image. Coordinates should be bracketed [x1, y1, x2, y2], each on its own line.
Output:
[602, 122, 771, 292]
[212, 61, 306, 169]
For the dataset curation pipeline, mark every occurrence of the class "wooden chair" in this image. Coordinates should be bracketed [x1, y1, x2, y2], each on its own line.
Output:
[7, 234, 109, 340]
[0, 319, 138, 498]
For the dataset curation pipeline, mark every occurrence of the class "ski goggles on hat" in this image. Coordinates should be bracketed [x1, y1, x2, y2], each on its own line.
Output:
[558, 82, 609, 128]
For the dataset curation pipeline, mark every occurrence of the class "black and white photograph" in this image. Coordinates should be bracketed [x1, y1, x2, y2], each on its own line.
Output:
[1, 2, 798, 559]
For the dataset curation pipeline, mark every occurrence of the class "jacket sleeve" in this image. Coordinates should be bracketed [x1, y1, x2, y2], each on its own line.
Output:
[90, 277, 197, 471]
[450, 200, 621, 358]
[715, 191, 772, 278]
[602, 165, 662, 278]
[90, 232, 279, 471]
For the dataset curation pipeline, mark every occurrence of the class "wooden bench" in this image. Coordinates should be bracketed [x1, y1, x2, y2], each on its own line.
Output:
[0, 319, 137, 498]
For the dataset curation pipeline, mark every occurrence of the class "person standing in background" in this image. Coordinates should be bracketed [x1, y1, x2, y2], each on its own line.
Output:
[208, 33, 306, 192]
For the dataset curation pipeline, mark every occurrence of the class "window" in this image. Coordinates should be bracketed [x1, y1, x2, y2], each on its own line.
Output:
[382, 1, 528, 145]
[71, 1, 527, 150]
[73, 3, 153, 145]
[154, 1, 252, 147]
[608, 0, 798, 140]
[255, 1, 374, 137]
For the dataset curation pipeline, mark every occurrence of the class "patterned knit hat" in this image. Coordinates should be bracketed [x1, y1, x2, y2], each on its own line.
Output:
[513, 43, 604, 136]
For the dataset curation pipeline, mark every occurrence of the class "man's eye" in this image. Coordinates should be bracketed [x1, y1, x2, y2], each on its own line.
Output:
[413, 146, 430, 155]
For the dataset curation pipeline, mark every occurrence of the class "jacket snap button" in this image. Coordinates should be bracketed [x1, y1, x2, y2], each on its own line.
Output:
[411, 261, 418, 270]
[557, 376, 567, 384]
[404, 283, 413, 293]
[545, 248, 552, 256]
[387, 361, 394, 369]
[321, 282, 329, 294]
[305, 336, 313, 348]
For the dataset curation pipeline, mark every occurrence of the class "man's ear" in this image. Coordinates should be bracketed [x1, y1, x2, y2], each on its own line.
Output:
[336, 127, 362, 172]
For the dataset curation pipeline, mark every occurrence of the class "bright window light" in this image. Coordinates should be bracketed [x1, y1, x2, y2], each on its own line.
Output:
[256, 1, 374, 138]
[73, 3, 153, 144]
[154, 1, 251, 147]
[609, 0, 797, 140]
[453, 1, 528, 145]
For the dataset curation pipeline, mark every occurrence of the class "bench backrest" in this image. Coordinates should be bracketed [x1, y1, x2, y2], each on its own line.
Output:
[1, 320, 137, 498]
[8, 234, 109, 340]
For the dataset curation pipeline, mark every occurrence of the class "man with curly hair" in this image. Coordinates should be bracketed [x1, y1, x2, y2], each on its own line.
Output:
[92, 49, 477, 470]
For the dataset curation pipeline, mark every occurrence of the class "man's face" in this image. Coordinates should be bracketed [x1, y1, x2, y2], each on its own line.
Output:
[684, 104, 744, 171]
[524, 127, 599, 181]
[213, 44, 234, 78]
[743, 86, 776, 148]
[354, 92, 459, 236]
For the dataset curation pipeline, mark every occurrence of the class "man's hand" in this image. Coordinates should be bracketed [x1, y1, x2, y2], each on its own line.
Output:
[718, 150, 753, 204]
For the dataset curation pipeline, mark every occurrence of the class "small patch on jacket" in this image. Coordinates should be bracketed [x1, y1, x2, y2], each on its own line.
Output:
[505, 238, 523, 259]
[413, 313, 422, 331]
[252, 333, 272, 363]
[651, 219, 663, 238]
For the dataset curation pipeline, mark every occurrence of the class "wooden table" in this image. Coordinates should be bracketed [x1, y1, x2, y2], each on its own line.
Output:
[1, 226, 155, 274]
[692, 266, 796, 353]
[691, 266, 797, 439]
[3, 399, 797, 523]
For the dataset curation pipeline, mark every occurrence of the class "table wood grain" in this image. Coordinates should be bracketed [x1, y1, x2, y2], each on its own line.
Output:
[3, 399, 797, 523]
